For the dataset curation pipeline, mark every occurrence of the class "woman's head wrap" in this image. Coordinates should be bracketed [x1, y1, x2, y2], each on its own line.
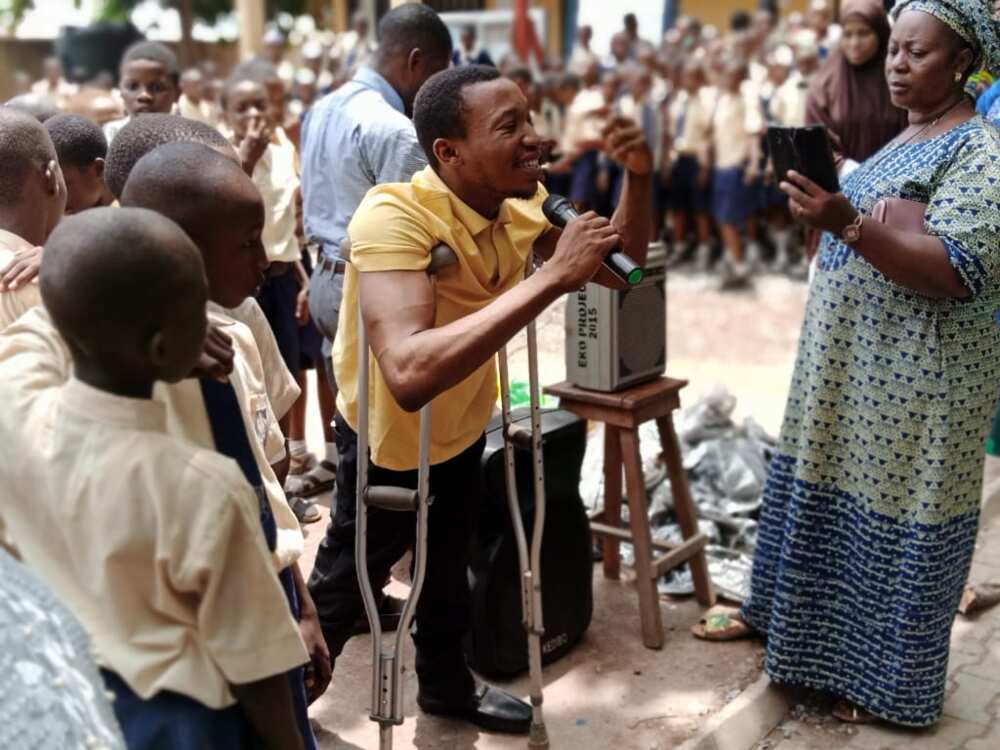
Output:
[892, 0, 1000, 76]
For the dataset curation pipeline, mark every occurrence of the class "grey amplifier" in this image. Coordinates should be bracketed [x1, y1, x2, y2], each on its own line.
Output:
[564, 243, 666, 392]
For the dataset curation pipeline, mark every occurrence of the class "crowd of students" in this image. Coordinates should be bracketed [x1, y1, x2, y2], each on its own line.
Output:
[6, 2, 883, 293]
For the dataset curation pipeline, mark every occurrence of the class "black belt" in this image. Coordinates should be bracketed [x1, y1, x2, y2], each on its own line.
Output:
[320, 257, 346, 274]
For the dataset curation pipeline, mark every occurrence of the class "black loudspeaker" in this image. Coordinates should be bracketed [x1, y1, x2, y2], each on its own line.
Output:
[465, 408, 593, 678]
[56, 23, 144, 83]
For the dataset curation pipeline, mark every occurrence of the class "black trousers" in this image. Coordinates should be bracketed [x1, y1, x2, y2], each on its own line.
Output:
[307, 416, 485, 702]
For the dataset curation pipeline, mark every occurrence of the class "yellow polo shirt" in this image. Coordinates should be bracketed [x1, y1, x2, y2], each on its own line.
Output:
[334, 166, 550, 470]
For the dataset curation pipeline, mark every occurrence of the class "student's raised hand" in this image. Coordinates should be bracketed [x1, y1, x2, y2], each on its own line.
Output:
[238, 115, 272, 176]
[0, 245, 42, 292]
[189, 323, 235, 382]
[601, 116, 653, 176]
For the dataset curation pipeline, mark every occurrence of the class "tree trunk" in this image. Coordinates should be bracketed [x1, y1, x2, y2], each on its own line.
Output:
[178, 0, 194, 67]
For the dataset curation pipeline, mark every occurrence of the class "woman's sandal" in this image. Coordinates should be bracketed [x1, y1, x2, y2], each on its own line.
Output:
[690, 608, 753, 641]
[831, 699, 877, 725]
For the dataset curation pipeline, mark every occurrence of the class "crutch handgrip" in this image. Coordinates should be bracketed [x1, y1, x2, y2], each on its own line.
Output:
[427, 243, 458, 274]
[506, 423, 533, 450]
[364, 486, 425, 512]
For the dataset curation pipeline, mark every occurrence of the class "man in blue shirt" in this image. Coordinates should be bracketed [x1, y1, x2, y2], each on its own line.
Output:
[299, 4, 451, 490]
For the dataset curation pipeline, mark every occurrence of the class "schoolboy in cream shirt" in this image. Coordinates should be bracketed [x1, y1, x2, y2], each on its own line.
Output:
[0, 207, 307, 748]
[0, 109, 66, 330]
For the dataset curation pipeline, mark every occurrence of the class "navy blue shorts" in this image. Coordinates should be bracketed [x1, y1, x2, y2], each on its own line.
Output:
[668, 155, 712, 213]
[712, 167, 753, 226]
[755, 180, 787, 212]
[101, 669, 263, 750]
[256, 266, 300, 375]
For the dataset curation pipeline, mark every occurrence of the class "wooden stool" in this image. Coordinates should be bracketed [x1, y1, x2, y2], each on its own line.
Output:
[544, 377, 716, 649]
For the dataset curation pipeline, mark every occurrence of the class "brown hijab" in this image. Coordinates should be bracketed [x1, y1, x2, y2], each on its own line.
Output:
[806, 0, 908, 162]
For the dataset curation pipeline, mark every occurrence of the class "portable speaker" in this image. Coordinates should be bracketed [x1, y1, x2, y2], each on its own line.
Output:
[564, 242, 666, 392]
[465, 408, 592, 678]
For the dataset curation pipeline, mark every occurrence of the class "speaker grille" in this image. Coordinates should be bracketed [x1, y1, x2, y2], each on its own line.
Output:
[618, 278, 666, 377]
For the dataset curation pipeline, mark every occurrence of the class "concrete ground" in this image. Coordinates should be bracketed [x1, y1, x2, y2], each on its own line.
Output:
[295, 270, 807, 749]
[752, 457, 1000, 750]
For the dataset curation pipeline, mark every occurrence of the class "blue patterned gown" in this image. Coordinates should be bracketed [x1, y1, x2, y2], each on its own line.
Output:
[742, 116, 1000, 726]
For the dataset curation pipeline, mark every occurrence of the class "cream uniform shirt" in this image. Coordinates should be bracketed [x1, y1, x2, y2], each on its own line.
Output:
[0, 375, 307, 710]
[242, 133, 301, 264]
[0, 230, 42, 331]
[667, 89, 713, 160]
[0, 302, 304, 571]
[561, 87, 608, 156]
[771, 73, 811, 128]
[711, 85, 764, 170]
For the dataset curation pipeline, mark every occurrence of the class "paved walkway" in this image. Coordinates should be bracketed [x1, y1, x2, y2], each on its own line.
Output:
[755, 458, 1000, 750]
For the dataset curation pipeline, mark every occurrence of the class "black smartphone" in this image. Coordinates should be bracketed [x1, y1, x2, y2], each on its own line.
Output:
[766, 125, 840, 194]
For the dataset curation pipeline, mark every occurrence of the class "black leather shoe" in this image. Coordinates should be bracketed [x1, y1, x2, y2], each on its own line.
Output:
[417, 683, 531, 735]
[348, 594, 406, 635]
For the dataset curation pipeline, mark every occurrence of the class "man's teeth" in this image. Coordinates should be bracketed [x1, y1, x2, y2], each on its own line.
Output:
[519, 159, 539, 168]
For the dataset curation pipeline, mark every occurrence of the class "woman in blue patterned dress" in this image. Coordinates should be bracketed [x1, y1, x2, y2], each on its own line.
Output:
[698, 0, 1000, 728]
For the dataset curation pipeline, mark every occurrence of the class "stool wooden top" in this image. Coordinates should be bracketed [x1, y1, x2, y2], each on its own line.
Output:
[544, 377, 688, 413]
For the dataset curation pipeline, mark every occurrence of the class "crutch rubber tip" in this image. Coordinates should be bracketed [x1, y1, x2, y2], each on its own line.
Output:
[528, 725, 549, 749]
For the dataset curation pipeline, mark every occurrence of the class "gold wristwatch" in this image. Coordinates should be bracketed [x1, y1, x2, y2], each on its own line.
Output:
[840, 212, 864, 245]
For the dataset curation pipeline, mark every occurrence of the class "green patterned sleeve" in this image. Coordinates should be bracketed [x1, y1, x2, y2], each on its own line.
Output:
[925, 127, 1000, 297]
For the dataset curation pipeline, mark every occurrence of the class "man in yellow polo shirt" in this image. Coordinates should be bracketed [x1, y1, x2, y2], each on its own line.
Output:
[307, 65, 653, 734]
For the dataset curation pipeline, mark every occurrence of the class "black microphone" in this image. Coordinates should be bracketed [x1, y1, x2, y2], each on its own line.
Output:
[541, 195, 644, 286]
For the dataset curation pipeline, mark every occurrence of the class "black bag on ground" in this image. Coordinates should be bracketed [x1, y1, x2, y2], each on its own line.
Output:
[465, 407, 593, 678]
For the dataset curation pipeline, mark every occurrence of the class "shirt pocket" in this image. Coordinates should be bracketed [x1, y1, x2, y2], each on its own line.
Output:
[250, 392, 285, 464]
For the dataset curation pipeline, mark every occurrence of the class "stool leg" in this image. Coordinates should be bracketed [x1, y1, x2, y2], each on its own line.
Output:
[656, 416, 717, 608]
[602, 425, 622, 580]
[620, 428, 664, 650]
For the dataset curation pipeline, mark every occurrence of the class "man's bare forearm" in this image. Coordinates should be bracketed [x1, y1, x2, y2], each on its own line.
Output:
[369, 268, 565, 412]
[611, 169, 652, 267]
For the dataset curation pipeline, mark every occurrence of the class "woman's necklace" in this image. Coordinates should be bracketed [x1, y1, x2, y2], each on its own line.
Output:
[890, 96, 969, 150]
[862, 96, 970, 175]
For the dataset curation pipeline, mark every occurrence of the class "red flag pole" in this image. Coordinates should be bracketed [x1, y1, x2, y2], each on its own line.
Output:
[512, 0, 546, 67]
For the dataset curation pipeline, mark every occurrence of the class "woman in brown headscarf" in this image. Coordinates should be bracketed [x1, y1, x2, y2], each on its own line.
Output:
[806, 0, 908, 162]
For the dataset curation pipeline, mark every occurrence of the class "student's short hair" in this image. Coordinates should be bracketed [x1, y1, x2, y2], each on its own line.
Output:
[122, 141, 258, 246]
[376, 3, 453, 65]
[556, 72, 581, 90]
[104, 113, 232, 199]
[234, 59, 280, 85]
[44, 113, 107, 169]
[413, 65, 500, 170]
[221, 60, 274, 109]
[120, 41, 180, 86]
[507, 66, 533, 85]
[4, 94, 60, 123]
[0, 107, 57, 207]
[40, 207, 205, 365]
[730, 11, 753, 32]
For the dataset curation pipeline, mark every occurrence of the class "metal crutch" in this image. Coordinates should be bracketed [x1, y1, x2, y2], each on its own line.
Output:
[497, 252, 549, 749]
[351, 241, 457, 750]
